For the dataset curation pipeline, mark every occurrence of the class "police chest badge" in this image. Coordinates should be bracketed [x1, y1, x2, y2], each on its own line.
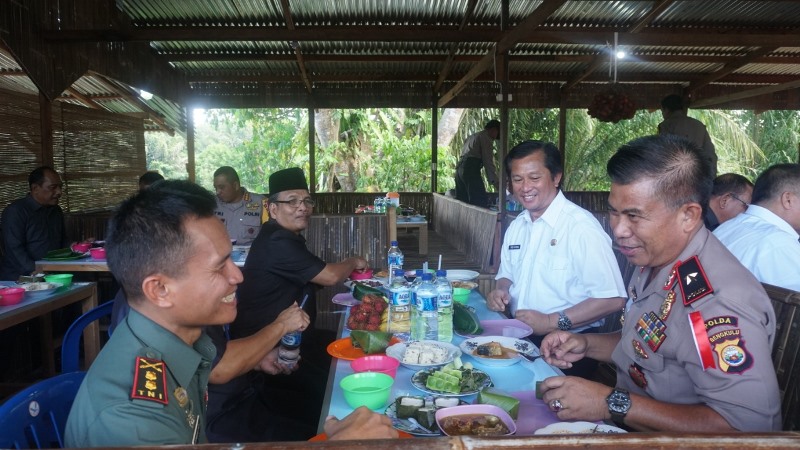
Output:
[131, 356, 168, 405]
[677, 256, 714, 306]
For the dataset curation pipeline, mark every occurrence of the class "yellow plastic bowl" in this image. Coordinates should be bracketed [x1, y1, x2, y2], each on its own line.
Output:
[340, 372, 394, 410]
[453, 287, 470, 304]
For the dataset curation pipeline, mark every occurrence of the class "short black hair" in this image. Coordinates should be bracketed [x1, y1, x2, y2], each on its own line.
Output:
[661, 94, 685, 112]
[504, 140, 563, 180]
[751, 163, 800, 205]
[28, 166, 57, 189]
[485, 120, 501, 131]
[712, 173, 753, 197]
[213, 166, 240, 184]
[106, 180, 217, 302]
[607, 135, 712, 211]
[138, 171, 165, 188]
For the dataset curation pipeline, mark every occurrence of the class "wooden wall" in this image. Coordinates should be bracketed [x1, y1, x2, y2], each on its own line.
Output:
[433, 194, 498, 273]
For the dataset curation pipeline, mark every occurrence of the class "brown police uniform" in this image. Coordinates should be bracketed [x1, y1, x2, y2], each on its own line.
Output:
[612, 227, 781, 431]
[214, 189, 267, 245]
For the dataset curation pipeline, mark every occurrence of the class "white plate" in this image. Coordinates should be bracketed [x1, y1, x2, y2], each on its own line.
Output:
[454, 319, 534, 339]
[385, 341, 461, 370]
[459, 336, 538, 367]
[534, 421, 627, 435]
[20, 282, 62, 299]
[446, 270, 479, 281]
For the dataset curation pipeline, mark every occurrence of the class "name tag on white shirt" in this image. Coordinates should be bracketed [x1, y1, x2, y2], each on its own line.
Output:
[508, 244, 521, 250]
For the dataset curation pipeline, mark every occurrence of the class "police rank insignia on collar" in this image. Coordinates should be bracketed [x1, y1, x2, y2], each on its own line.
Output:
[677, 256, 714, 306]
[131, 356, 168, 405]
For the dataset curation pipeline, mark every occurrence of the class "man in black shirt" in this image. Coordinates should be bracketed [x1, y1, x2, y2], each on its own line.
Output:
[1, 166, 69, 280]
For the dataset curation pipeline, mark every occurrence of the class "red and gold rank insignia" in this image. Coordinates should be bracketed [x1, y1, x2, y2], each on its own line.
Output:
[629, 363, 647, 389]
[677, 256, 714, 306]
[713, 336, 753, 374]
[131, 357, 168, 405]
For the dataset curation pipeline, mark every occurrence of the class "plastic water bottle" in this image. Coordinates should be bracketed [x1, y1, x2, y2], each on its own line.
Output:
[387, 269, 411, 334]
[435, 270, 454, 342]
[411, 273, 438, 341]
[278, 331, 301, 368]
[387, 241, 404, 284]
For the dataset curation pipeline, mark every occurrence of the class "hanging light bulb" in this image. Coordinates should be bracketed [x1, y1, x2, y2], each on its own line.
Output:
[616, 50, 626, 59]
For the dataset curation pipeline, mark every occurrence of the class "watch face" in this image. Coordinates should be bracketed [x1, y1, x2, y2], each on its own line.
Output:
[608, 390, 631, 413]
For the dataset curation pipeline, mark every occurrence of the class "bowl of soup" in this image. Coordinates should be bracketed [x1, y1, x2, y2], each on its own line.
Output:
[435, 404, 516, 436]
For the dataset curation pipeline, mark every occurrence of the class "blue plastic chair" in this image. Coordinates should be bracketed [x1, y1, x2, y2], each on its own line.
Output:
[60, 301, 113, 373]
[0, 371, 86, 448]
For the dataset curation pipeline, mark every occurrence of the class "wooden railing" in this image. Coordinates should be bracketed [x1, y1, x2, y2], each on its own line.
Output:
[432, 194, 497, 273]
[763, 283, 800, 431]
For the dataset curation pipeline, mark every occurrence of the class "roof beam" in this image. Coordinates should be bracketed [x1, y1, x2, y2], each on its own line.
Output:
[64, 87, 103, 109]
[687, 46, 779, 94]
[44, 26, 800, 47]
[438, 0, 567, 107]
[434, 0, 478, 92]
[281, 0, 312, 94]
[691, 79, 800, 108]
[90, 72, 174, 135]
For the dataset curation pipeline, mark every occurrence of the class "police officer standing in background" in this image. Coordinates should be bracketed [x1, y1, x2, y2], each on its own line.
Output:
[213, 166, 267, 245]
[455, 120, 500, 208]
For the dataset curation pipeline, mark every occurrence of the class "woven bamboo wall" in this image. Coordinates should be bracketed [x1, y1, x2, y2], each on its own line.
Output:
[305, 214, 388, 331]
[432, 194, 497, 272]
[0, 88, 145, 219]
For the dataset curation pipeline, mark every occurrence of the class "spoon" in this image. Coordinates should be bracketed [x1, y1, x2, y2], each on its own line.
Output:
[406, 417, 435, 434]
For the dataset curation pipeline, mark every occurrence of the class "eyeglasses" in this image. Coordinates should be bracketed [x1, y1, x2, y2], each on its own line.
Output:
[728, 193, 749, 209]
[273, 198, 315, 208]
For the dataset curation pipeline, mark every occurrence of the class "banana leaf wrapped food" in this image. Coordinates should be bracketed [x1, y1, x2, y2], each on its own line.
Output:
[453, 302, 483, 335]
[349, 330, 393, 354]
[477, 387, 520, 419]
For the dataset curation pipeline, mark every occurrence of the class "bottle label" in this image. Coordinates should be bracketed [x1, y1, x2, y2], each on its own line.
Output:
[281, 332, 301, 348]
[416, 293, 437, 312]
[388, 254, 404, 268]
[438, 293, 453, 308]
[389, 289, 411, 306]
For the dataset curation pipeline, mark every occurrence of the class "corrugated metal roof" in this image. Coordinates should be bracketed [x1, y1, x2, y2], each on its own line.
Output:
[3, 0, 800, 128]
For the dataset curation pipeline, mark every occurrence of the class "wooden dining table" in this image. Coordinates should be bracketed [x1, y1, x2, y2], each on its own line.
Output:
[0, 282, 99, 376]
[318, 288, 566, 436]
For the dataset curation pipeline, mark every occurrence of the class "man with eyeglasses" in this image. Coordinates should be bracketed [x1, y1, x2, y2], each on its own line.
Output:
[714, 164, 800, 291]
[703, 173, 753, 231]
[220, 167, 368, 441]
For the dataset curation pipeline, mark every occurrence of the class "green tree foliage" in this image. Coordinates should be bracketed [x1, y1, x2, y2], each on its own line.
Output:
[144, 108, 800, 193]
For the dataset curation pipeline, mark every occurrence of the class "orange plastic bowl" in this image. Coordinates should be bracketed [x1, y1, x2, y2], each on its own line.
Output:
[350, 355, 400, 379]
[0, 287, 26, 306]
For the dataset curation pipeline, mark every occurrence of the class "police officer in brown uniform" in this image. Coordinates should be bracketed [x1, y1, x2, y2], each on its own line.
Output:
[213, 166, 267, 245]
[538, 135, 781, 432]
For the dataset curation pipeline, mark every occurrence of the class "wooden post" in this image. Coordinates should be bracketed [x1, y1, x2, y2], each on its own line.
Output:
[309, 107, 316, 194]
[431, 97, 438, 193]
[186, 107, 195, 182]
[39, 93, 53, 167]
[559, 94, 567, 171]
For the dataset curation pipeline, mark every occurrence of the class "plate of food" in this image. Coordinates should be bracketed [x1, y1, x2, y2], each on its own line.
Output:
[385, 341, 461, 370]
[450, 280, 478, 290]
[18, 282, 63, 299]
[446, 270, 479, 281]
[459, 336, 538, 367]
[411, 362, 492, 397]
[534, 421, 627, 434]
[454, 319, 533, 339]
[326, 332, 401, 361]
[384, 395, 468, 436]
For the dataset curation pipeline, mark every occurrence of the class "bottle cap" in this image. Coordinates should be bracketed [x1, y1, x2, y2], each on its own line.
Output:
[436, 270, 447, 277]
[422, 273, 433, 281]
[394, 269, 404, 276]
[390, 240, 398, 246]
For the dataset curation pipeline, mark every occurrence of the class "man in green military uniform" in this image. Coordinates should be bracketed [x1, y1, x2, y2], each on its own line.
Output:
[213, 166, 267, 245]
[65, 181, 396, 446]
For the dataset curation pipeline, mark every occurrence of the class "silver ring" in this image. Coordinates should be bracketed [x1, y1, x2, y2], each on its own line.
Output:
[549, 399, 563, 412]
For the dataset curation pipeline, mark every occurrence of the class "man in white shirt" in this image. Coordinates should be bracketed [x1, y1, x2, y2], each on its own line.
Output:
[714, 163, 800, 291]
[487, 140, 626, 377]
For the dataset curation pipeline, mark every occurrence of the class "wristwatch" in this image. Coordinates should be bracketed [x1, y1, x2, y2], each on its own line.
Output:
[557, 310, 572, 331]
[606, 388, 632, 424]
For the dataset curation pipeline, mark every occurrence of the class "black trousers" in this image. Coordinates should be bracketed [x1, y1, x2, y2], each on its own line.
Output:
[455, 157, 490, 207]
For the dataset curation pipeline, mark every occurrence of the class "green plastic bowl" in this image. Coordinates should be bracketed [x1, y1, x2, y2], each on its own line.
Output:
[44, 273, 73, 287]
[453, 287, 470, 304]
[340, 372, 394, 410]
